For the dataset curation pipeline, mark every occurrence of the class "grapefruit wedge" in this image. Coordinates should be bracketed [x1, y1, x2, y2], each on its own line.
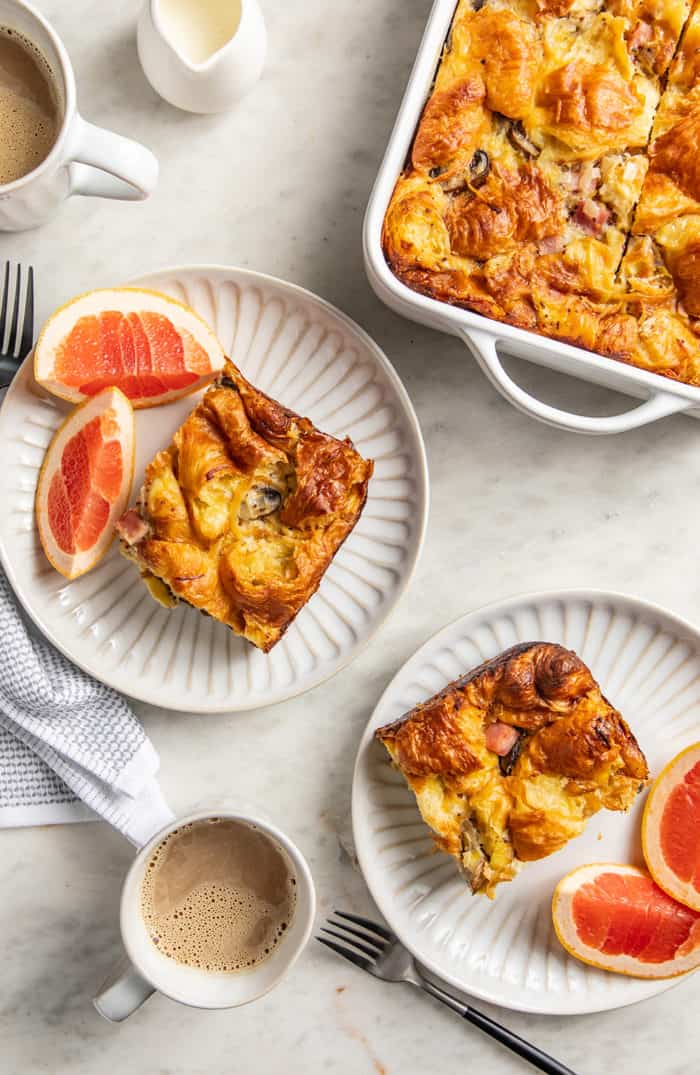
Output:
[34, 288, 225, 408]
[643, 742, 700, 911]
[552, 863, 700, 978]
[35, 387, 135, 579]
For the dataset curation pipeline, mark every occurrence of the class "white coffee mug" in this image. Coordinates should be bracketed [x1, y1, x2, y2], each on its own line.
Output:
[0, 0, 158, 230]
[93, 807, 316, 1020]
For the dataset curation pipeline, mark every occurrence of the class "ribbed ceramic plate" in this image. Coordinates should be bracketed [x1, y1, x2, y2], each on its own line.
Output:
[0, 266, 428, 713]
[353, 590, 700, 1014]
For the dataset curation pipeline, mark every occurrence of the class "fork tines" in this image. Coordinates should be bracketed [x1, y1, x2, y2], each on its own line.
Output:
[0, 262, 34, 370]
[317, 910, 394, 970]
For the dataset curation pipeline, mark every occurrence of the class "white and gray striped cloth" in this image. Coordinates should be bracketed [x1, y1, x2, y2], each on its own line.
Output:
[0, 569, 172, 846]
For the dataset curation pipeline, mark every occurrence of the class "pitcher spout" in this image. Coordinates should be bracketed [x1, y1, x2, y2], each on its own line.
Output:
[137, 0, 267, 112]
[148, 0, 244, 71]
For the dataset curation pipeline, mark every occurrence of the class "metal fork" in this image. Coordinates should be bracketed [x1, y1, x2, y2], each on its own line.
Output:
[318, 911, 577, 1075]
[0, 262, 34, 388]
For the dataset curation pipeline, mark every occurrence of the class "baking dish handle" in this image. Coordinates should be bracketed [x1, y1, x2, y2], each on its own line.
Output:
[463, 329, 693, 435]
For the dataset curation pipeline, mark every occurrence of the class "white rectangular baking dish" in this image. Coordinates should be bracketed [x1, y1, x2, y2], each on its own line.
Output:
[363, 0, 700, 435]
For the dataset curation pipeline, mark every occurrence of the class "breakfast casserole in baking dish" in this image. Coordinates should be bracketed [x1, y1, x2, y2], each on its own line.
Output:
[382, 0, 700, 387]
[375, 643, 649, 896]
[116, 360, 373, 651]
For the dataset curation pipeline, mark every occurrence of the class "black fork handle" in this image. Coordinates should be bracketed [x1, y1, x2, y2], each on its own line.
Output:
[419, 977, 577, 1075]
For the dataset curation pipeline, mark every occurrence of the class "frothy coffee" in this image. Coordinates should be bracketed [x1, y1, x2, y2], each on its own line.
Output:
[0, 27, 60, 185]
[140, 818, 297, 973]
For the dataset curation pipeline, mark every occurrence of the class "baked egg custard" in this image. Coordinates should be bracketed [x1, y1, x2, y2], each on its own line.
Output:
[116, 360, 373, 651]
[383, 0, 700, 386]
[376, 643, 649, 897]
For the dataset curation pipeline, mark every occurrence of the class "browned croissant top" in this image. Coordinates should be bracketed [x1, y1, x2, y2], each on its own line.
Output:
[117, 360, 373, 651]
[383, 0, 700, 388]
[376, 642, 648, 896]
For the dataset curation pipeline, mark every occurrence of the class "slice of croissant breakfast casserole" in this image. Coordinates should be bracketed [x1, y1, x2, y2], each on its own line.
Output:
[375, 643, 649, 897]
[116, 360, 373, 651]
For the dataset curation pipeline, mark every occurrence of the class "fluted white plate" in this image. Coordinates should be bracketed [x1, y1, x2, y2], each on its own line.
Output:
[353, 590, 700, 1014]
[0, 266, 427, 713]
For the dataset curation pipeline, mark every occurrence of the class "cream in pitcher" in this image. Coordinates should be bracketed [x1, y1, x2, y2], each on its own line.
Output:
[157, 0, 243, 65]
[137, 0, 267, 113]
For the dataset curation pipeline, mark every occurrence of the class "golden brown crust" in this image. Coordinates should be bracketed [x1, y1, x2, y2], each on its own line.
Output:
[636, 110, 700, 231]
[383, 694, 482, 779]
[376, 643, 648, 896]
[117, 360, 373, 652]
[666, 242, 700, 316]
[383, 0, 700, 387]
[652, 115, 700, 203]
[445, 165, 565, 260]
[412, 76, 488, 178]
[463, 9, 539, 120]
[538, 63, 645, 144]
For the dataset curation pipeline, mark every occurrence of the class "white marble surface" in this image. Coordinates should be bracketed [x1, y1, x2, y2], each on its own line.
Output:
[1, 1, 699, 1072]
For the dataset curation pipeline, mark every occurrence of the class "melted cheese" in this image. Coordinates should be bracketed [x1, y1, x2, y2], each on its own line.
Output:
[598, 152, 648, 227]
[143, 574, 178, 608]
[382, 0, 700, 386]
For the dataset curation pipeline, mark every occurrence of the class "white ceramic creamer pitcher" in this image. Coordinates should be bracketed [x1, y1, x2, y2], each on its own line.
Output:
[137, 0, 267, 113]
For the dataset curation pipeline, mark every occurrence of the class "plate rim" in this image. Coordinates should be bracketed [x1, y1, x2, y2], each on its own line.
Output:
[351, 586, 700, 1015]
[0, 263, 429, 714]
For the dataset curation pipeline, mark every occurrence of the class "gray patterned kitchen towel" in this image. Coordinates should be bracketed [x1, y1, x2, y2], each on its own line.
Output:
[0, 570, 173, 846]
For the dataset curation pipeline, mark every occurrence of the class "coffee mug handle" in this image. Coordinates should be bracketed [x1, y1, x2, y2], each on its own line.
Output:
[66, 114, 159, 201]
[93, 954, 155, 1022]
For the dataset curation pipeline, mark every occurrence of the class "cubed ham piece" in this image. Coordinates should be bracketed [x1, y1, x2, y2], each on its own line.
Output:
[485, 721, 521, 756]
[573, 199, 611, 237]
[538, 234, 567, 254]
[115, 509, 148, 545]
[578, 162, 601, 197]
[560, 169, 580, 193]
[560, 163, 600, 197]
[628, 21, 653, 49]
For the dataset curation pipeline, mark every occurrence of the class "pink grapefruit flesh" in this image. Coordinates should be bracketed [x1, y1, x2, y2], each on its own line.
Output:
[643, 742, 700, 911]
[36, 387, 135, 579]
[34, 288, 225, 408]
[552, 863, 700, 978]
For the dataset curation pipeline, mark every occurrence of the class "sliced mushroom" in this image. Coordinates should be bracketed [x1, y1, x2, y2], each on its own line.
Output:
[508, 121, 539, 158]
[499, 733, 525, 776]
[204, 463, 233, 481]
[469, 149, 490, 187]
[239, 485, 282, 521]
[217, 375, 239, 391]
[460, 818, 488, 894]
[428, 165, 446, 179]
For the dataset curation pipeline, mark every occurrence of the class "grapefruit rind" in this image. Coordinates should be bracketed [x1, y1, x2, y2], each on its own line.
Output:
[34, 287, 225, 409]
[35, 387, 135, 580]
[552, 863, 700, 979]
[642, 742, 700, 912]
